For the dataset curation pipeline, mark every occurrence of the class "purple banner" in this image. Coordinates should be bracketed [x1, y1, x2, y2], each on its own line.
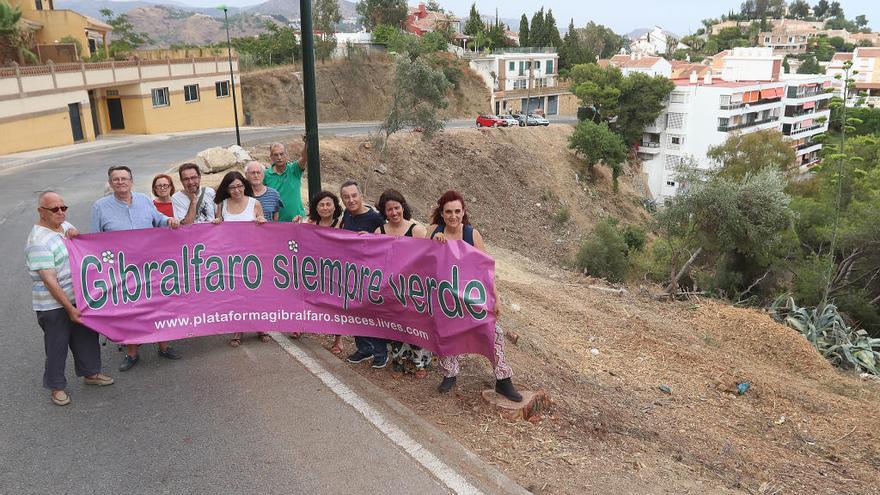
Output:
[64, 222, 497, 360]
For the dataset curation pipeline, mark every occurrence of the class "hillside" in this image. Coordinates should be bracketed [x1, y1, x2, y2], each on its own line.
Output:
[241, 56, 492, 126]
[124, 6, 274, 47]
[247, 0, 357, 19]
[183, 126, 880, 493]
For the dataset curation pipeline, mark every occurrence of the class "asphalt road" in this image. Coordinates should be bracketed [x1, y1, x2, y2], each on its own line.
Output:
[0, 120, 552, 495]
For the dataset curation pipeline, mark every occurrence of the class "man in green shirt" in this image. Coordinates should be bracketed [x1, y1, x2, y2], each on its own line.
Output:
[264, 138, 307, 222]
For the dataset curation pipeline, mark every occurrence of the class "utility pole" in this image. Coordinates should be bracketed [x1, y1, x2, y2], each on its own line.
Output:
[300, 0, 322, 200]
[220, 5, 241, 146]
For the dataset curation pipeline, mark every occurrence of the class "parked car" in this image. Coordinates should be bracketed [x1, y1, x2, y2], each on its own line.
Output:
[476, 114, 506, 127]
[498, 114, 518, 127]
[517, 113, 550, 126]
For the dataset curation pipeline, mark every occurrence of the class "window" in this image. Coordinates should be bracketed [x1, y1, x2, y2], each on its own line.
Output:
[35, 0, 44, 10]
[215, 80, 230, 98]
[670, 92, 687, 104]
[184, 84, 199, 103]
[509, 61, 515, 71]
[764, 36, 770, 43]
[536, 60, 541, 70]
[151, 87, 169, 107]
[666, 181, 676, 187]
[546, 60, 553, 74]
[671, 136, 682, 145]
[513, 79, 527, 90]
[518, 61, 525, 76]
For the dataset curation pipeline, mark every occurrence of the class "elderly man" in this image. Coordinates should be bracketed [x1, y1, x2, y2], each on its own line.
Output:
[245, 161, 282, 221]
[172, 162, 216, 224]
[91, 165, 181, 371]
[27, 191, 114, 406]
[339, 180, 389, 368]
[263, 138, 307, 222]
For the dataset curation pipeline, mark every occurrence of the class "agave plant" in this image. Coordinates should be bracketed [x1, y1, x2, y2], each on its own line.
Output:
[770, 295, 880, 375]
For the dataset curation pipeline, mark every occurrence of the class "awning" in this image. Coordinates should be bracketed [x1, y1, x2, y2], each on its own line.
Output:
[823, 81, 832, 88]
[803, 100, 816, 109]
[743, 90, 760, 103]
[760, 88, 777, 99]
[801, 119, 813, 127]
[775, 87, 786, 97]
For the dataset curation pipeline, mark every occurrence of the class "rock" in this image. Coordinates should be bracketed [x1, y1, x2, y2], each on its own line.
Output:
[227, 145, 252, 164]
[374, 164, 387, 174]
[481, 389, 550, 421]
[195, 147, 238, 174]
[590, 348, 600, 356]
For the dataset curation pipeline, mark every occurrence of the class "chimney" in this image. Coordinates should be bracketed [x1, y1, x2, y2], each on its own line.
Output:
[689, 70, 698, 84]
[704, 71, 713, 85]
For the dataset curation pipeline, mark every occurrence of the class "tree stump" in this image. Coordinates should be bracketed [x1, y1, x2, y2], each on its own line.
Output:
[481, 389, 550, 421]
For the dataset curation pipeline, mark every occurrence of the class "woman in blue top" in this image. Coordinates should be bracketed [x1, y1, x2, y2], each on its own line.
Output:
[428, 190, 522, 402]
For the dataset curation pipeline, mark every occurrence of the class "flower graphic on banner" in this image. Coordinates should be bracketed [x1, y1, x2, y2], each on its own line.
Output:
[101, 250, 114, 264]
[288, 240, 298, 253]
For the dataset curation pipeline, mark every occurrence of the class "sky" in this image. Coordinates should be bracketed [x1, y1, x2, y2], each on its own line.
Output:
[170, 0, 879, 35]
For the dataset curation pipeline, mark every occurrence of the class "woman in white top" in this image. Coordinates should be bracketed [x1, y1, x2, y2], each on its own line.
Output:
[213, 171, 266, 347]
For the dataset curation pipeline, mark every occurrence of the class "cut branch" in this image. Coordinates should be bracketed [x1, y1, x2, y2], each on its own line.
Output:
[665, 246, 703, 295]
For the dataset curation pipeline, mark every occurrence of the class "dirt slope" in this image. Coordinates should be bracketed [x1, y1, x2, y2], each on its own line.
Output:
[241, 56, 491, 126]
[198, 126, 879, 494]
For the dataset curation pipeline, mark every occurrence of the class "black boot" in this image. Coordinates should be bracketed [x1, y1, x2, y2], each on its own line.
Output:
[495, 378, 523, 402]
[438, 376, 457, 393]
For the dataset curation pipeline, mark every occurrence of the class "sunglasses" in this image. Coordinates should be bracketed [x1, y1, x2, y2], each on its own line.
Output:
[41, 206, 69, 213]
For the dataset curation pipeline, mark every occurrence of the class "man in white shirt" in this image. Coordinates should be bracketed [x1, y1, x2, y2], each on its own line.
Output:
[172, 162, 216, 224]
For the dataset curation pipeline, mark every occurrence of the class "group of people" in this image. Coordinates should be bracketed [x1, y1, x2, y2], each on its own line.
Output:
[25, 139, 522, 408]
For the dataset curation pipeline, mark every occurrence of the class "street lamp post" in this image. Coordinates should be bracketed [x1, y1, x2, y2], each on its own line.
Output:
[219, 5, 241, 146]
[300, 0, 322, 199]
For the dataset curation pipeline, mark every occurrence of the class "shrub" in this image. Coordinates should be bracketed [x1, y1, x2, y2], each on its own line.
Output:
[552, 207, 570, 227]
[576, 219, 629, 282]
[623, 225, 646, 253]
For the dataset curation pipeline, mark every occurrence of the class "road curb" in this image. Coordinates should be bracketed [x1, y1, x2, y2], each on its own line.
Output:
[274, 334, 532, 495]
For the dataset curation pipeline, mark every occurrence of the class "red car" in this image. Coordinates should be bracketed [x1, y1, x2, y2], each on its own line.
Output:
[476, 114, 506, 127]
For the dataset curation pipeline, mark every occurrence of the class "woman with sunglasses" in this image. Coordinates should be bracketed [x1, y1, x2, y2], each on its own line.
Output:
[213, 171, 267, 347]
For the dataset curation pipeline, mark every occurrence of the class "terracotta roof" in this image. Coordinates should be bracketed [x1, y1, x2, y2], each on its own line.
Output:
[831, 52, 854, 62]
[856, 48, 880, 58]
[670, 62, 711, 79]
[597, 59, 610, 68]
[605, 54, 665, 69]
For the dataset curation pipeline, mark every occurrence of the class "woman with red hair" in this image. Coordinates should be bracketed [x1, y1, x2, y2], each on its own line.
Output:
[428, 190, 522, 402]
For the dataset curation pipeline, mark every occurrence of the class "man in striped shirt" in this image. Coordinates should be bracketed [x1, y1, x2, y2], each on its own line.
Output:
[26, 191, 114, 407]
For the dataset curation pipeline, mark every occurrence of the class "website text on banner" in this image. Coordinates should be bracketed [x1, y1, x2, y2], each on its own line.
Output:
[64, 222, 498, 360]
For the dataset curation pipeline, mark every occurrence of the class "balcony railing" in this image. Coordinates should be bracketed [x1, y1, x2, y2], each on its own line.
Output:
[719, 98, 780, 110]
[639, 141, 660, 148]
[717, 116, 780, 132]
[797, 141, 818, 150]
[789, 123, 826, 136]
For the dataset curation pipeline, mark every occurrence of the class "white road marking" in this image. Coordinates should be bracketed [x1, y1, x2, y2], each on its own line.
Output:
[270, 333, 483, 495]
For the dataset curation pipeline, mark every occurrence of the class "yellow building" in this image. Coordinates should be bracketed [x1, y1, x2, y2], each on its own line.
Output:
[9, 0, 111, 61]
[0, 57, 244, 154]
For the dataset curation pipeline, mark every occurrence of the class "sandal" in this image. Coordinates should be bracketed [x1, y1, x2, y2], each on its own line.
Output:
[330, 336, 343, 354]
[229, 338, 241, 347]
[288, 332, 301, 339]
[415, 369, 428, 379]
[259, 333, 271, 343]
[51, 390, 71, 406]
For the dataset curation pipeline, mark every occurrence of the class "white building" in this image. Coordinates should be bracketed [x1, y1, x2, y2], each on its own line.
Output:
[601, 54, 672, 78]
[628, 26, 687, 56]
[640, 47, 832, 204]
[469, 49, 574, 116]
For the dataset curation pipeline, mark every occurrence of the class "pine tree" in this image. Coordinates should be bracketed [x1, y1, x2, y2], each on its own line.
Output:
[518, 13, 529, 47]
[544, 9, 562, 47]
[530, 8, 545, 47]
[464, 2, 483, 37]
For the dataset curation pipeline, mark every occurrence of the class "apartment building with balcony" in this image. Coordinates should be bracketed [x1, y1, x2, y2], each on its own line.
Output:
[0, 57, 243, 154]
[639, 47, 832, 204]
[468, 48, 577, 116]
[827, 47, 880, 104]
